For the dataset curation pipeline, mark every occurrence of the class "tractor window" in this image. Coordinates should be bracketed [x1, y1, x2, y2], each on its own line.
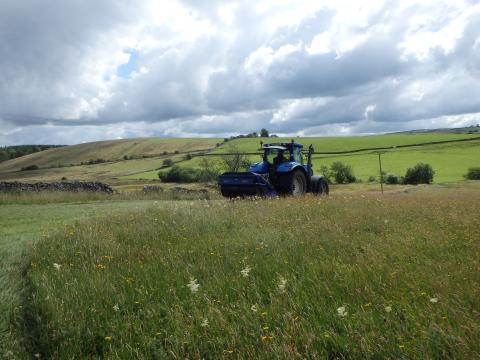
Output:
[293, 147, 303, 164]
[265, 149, 283, 164]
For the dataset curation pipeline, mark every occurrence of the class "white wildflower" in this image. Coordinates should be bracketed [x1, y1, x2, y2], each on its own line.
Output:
[385, 306, 392, 313]
[53, 263, 61, 270]
[278, 276, 287, 292]
[200, 318, 209, 327]
[251, 304, 258, 312]
[113, 304, 119, 312]
[241, 266, 252, 277]
[429, 297, 438, 303]
[187, 278, 200, 293]
[337, 306, 348, 317]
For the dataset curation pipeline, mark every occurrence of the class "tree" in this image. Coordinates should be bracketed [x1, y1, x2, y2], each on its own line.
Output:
[199, 157, 222, 182]
[260, 128, 269, 137]
[221, 144, 251, 172]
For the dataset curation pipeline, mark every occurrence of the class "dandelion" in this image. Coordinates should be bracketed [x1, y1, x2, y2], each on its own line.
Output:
[278, 276, 287, 292]
[113, 304, 119, 312]
[251, 304, 258, 312]
[241, 265, 251, 277]
[429, 297, 438, 303]
[200, 318, 209, 327]
[187, 278, 200, 293]
[385, 306, 392, 313]
[53, 263, 61, 271]
[337, 306, 348, 317]
[104, 336, 112, 341]
[261, 335, 273, 341]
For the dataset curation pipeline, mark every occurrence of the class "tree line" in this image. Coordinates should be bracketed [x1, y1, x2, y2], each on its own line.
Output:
[0, 145, 64, 163]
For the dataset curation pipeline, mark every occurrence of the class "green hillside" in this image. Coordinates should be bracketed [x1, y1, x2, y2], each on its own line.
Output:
[127, 134, 480, 183]
[1, 133, 479, 184]
[214, 133, 480, 153]
[0, 138, 220, 173]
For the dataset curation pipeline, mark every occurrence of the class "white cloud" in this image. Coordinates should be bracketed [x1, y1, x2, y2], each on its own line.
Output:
[1, 0, 480, 144]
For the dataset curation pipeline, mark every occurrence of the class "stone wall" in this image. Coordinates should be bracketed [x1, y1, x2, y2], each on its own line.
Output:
[0, 181, 114, 194]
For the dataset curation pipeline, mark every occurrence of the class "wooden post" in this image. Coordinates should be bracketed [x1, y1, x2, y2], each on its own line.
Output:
[378, 152, 384, 194]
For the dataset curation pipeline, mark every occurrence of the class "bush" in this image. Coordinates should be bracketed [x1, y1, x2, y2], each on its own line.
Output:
[87, 158, 106, 165]
[159, 166, 204, 183]
[162, 159, 173, 168]
[367, 175, 377, 182]
[21, 164, 39, 171]
[465, 167, 480, 180]
[403, 163, 435, 184]
[330, 161, 356, 184]
[385, 173, 402, 185]
[318, 165, 332, 184]
[185, 153, 193, 160]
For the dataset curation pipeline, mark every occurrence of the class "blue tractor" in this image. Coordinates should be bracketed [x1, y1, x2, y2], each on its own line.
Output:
[218, 141, 329, 197]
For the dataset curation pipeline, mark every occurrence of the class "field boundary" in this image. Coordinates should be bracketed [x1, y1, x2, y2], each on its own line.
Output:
[196, 136, 480, 157]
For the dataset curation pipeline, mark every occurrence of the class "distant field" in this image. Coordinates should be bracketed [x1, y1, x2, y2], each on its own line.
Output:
[1, 133, 478, 184]
[0, 138, 221, 173]
[19, 186, 480, 358]
[211, 133, 480, 153]
[127, 134, 480, 183]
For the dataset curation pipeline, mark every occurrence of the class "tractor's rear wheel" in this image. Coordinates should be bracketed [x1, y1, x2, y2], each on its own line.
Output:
[278, 169, 307, 196]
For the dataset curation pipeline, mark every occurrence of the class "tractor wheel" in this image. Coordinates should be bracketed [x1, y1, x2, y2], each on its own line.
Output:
[278, 169, 307, 196]
[317, 178, 329, 195]
[310, 176, 329, 195]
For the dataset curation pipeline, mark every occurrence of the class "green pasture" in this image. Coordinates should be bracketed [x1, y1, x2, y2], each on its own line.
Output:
[213, 133, 480, 153]
[1, 133, 478, 184]
[125, 138, 480, 183]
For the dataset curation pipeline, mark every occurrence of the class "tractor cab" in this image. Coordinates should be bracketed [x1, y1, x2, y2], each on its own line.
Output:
[262, 142, 304, 166]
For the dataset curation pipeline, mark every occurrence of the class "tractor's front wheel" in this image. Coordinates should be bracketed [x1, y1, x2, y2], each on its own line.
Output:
[278, 169, 307, 196]
[310, 176, 329, 195]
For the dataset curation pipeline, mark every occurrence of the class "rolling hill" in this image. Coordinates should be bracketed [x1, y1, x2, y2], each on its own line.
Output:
[0, 133, 479, 184]
[0, 138, 220, 173]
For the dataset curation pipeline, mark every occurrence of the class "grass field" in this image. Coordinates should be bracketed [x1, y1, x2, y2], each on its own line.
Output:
[1, 133, 479, 184]
[126, 136, 480, 183]
[0, 184, 475, 358]
[211, 133, 480, 153]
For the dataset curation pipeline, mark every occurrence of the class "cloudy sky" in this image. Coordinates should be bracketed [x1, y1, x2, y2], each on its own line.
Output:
[1, 0, 480, 145]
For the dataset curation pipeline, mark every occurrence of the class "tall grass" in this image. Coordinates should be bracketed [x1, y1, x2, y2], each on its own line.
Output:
[0, 189, 219, 205]
[24, 189, 480, 358]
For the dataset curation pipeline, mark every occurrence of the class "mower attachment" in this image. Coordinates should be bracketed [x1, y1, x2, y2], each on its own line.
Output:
[218, 172, 277, 197]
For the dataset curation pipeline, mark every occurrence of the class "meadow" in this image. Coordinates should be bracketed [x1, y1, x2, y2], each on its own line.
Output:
[0, 185, 476, 358]
[1, 132, 479, 358]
